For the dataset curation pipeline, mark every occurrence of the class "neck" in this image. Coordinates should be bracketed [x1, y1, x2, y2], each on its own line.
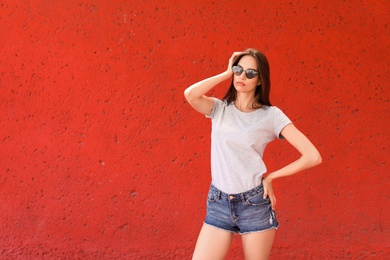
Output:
[234, 94, 258, 112]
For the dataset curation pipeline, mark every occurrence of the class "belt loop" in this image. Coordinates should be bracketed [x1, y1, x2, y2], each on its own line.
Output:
[217, 191, 221, 200]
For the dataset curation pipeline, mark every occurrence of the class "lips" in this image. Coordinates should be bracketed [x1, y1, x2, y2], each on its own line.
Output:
[236, 81, 245, 86]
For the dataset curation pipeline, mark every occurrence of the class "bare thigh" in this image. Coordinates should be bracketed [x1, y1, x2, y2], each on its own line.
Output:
[241, 229, 276, 260]
[192, 224, 233, 260]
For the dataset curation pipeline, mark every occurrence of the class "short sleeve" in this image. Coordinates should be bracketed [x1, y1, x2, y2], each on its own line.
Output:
[206, 98, 225, 119]
[272, 107, 292, 139]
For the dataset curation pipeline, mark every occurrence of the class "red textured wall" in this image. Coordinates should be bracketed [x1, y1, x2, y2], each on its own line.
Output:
[1, 0, 389, 258]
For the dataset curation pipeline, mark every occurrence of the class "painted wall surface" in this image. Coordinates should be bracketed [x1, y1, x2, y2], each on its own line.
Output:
[0, 0, 388, 258]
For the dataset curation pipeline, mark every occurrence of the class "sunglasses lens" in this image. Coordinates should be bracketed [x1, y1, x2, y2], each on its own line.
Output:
[232, 66, 243, 76]
[233, 66, 258, 79]
[245, 70, 258, 79]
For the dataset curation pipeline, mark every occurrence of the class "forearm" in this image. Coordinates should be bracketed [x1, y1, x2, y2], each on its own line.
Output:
[184, 71, 231, 101]
[265, 153, 322, 182]
[264, 124, 322, 182]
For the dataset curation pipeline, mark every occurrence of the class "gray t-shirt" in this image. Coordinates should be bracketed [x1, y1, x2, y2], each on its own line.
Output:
[207, 98, 292, 194]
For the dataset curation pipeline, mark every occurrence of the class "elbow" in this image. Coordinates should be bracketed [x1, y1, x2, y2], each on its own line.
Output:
[309, 150, 322, 167]
[303, 150, 322, 168]
[184, 88, 192, 102]
[313, 153, 322, 166]
[184, 88, 198, 104]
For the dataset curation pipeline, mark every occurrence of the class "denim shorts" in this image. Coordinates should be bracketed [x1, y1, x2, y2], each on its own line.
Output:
[204, 183, 279, 234]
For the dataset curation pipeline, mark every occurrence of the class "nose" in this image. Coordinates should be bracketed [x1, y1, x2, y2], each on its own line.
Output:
[239, 71, 246, 80]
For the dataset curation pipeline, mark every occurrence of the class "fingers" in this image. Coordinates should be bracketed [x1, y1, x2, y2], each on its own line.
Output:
[231, 51, 245, 58]
[266, 189, 276, 209]
[270, 195, 276, 210]
[262, 178, 276, 209]
[263, 185, 268, 199]
[229, 52, 244, 63]
[227, 52, 245, 71]
[262, 179, 267, 199]
[265, 187, 276, 210]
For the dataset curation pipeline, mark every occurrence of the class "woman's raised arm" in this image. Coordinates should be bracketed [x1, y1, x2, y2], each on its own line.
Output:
[184, 52, 243, 115]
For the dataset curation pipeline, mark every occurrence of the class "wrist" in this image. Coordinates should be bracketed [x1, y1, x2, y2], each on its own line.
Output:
[264, 173, 275, 182]
[221, 70, 233, 80]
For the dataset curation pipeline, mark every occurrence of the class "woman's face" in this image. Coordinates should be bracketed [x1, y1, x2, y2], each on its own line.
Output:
[233, 55, 261, 94]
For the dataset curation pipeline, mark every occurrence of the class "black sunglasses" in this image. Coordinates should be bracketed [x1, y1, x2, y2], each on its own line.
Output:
[232, 65, 258, 79]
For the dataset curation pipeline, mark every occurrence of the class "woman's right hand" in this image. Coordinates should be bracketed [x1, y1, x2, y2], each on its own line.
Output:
[262, 177, 276, 210]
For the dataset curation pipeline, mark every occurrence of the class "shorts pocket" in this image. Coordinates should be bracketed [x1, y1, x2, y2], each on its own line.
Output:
[245, 193, 269, 206]
[207, 190, 219, 202]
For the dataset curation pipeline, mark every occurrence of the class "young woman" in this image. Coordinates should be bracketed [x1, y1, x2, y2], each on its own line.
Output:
[184, 48, 322, 260]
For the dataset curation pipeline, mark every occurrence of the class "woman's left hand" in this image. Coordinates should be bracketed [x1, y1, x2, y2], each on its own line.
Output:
[262, 178, 276, 210]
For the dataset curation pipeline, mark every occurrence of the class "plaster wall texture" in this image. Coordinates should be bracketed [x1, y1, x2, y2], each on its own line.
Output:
[0, 0, 389, 259]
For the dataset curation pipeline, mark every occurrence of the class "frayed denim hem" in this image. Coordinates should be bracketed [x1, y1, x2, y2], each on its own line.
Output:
[240, 226, 278, 235]
[203, 222, 239, 234]
[203, 221, 278, 235]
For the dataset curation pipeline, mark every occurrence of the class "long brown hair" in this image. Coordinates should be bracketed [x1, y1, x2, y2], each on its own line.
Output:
[223, 48, 272, 108]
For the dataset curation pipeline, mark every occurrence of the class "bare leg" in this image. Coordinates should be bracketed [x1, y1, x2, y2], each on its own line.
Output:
[241, 229, 276, 260]
[192, 223, 233, 260]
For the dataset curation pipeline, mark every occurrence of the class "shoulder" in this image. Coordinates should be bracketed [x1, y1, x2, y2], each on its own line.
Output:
[211, 97, 230, 110]
[206, 97, 229, 118]
[212, 97, 228, 106]
[266, 106, 288, 116]
[265, 105, 282, 112]
[262, 105, 291, 124]
[258, 105, 278, 115]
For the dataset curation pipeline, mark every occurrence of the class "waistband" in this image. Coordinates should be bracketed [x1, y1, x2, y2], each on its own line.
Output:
[210, 183, 264, 201]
